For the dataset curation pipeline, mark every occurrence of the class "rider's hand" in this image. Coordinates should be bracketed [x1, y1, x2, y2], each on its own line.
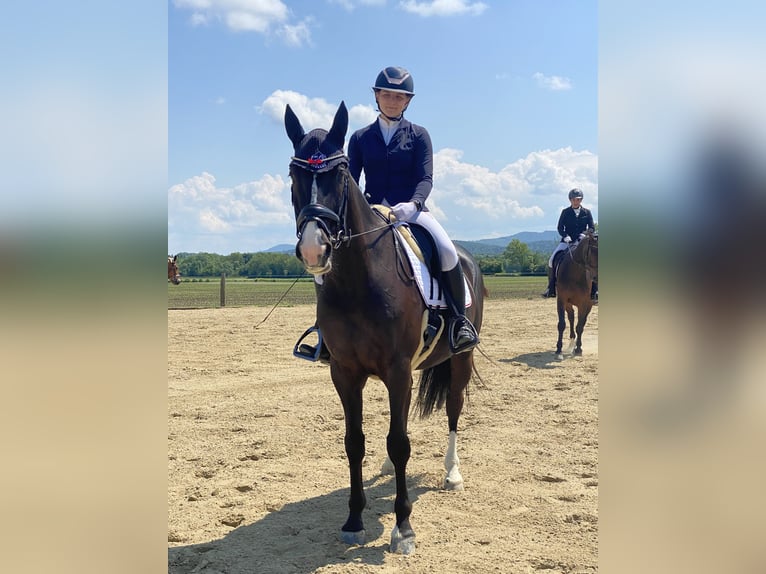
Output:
[391, 201, 418, 221]
[563, 235, 572, 243]
[578, 233, 586, 240]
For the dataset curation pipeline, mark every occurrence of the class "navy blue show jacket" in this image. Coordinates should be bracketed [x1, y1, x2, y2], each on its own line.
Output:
[348, 118, 433, 209]
[556, 206, 595, 241]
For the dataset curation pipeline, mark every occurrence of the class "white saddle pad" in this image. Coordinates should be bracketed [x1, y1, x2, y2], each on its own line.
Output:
[397, 228, 472, 309]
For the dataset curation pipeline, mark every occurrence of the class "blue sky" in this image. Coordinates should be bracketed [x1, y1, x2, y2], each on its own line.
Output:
[168, 0, 597, 254]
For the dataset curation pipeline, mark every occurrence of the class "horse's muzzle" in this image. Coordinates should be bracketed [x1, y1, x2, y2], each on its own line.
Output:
[297, 221, 332, 274]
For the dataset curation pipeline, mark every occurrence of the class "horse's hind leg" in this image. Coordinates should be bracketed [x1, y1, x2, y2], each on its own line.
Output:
[567, 304, 576, 340]
[444, 355, 471, 490]
[334, 376, 367, 546]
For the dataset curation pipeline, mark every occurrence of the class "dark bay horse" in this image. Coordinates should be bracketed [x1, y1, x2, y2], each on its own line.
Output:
[168, 255, 181, 285]
[284, 102, 485, 555]
[555, 230, 598, 357]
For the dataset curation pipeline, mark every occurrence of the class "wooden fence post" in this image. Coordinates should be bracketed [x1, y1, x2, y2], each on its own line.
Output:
[220, 273, 226, 307]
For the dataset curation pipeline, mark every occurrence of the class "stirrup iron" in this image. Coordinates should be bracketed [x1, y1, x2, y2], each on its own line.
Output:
[448, 316, 479, 354]
[293, 326, 324, 362]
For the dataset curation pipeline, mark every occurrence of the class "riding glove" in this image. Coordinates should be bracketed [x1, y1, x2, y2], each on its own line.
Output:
[391, 201, 418, 222]
[578, 233, 586, 240]
[563, 235, 572, 243]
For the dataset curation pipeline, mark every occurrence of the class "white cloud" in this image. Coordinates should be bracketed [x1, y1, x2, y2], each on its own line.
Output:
[533, 72, 573, 91]
[429, 147, 597, 238]
[259, 90, 377, 133]
[277, 18, 313, 47]
[168, 170, 295, 252]
[329, 0, 387, 10]
[172, 0, 313, 46]
[168, 146, 598, 252]
[399, 0, 487, 17]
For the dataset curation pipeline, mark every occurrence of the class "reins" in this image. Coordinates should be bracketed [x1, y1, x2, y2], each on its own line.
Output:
[253, 272, 307, 330]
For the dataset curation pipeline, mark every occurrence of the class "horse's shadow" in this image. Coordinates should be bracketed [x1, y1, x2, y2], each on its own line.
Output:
[498, 347, 573, 370]
[169, 474, 432, 574]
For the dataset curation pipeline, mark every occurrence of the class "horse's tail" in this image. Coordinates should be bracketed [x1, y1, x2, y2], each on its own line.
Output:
[416, 361, 452, 418]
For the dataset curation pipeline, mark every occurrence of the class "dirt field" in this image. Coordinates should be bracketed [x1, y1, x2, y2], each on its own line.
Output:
[168, 299, 598, 573]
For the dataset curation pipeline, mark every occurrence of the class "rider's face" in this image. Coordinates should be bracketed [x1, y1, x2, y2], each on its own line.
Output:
[376, 90, 411, 118]
[570, 197, 583, 207]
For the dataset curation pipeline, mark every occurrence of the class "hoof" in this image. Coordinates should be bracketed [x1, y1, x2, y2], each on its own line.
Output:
[340, 529, 366, 546]
[390, 525, 416, 555]
[573, 348, 583, 356]
[444, 467, 464, 491]
[555, 353, 564, 360]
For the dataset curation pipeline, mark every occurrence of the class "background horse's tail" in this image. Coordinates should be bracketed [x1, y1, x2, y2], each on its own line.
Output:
[416, 361, 452, 418]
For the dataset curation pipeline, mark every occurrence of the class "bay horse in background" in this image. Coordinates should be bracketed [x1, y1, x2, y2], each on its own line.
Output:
[284, 102, 486, 555]
[555, 230, 598, 357]
[168, 255, 181, 285]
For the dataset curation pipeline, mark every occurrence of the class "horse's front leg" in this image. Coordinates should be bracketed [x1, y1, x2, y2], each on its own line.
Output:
[386, 365, 415, 555]
[555, 299, 566, 355]
[332, 371, 367, 545]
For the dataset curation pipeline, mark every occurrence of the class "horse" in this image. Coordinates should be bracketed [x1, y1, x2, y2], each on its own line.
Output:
[168, 255, 181, 285]
[554, 230, 598, 357]
[284, 101, 486, 555]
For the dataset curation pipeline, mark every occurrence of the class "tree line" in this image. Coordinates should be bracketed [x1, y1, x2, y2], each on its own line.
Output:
[172, 239, 551, 278]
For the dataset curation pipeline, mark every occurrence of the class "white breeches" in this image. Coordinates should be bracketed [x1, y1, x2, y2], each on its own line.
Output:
[548, 242, 568, 267]
[401, 210, 459, 271]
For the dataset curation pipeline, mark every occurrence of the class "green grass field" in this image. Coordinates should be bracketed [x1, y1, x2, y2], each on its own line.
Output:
[168, 275, 547, 309]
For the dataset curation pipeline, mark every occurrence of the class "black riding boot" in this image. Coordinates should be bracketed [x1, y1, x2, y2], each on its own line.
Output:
[590, 280, 598, 303]
[442, 265, 480, 354]
[541, 266, 556, 298]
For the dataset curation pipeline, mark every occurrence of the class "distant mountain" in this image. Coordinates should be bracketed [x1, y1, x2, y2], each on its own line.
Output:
[466, 230, 559, 248]
[262, 243, 295, 254]
[454, 240, 505, 256]
[455, 230, 559, 256]
[263, 231, 560, 257]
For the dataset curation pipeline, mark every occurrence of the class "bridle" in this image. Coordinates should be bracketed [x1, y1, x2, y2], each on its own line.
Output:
[290, 152, 392, 250]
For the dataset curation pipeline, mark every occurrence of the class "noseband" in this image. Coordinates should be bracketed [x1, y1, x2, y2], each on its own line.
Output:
[291, 152, 350, 250]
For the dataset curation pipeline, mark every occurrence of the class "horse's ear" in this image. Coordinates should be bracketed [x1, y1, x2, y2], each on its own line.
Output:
[327, 101, 348, 149]
[173, 255, 177, 262]
[284, 104, 305, 150]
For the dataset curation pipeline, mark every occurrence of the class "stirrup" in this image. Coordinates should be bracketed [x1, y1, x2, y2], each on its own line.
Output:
[293, 326, 329, 363]
[448, 316, 479, 354]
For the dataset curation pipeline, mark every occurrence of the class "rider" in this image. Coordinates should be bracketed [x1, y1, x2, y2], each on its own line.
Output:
[541, 188, 597, 299]
[346, 66, 480, 354]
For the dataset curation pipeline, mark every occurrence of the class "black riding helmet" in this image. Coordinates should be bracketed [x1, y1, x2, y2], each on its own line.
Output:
[568, 188, 584, 200]
[372, 66, 415, 95]
[373, 67, 415, 121]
